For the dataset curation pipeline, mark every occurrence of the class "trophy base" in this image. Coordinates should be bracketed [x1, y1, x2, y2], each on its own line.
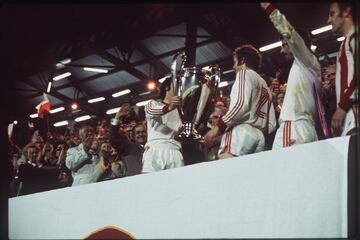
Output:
[175, 123, 204, 143]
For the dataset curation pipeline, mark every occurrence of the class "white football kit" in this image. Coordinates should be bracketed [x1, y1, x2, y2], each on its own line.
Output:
[142, 99, 184, 173]
[218, 68, 276, 156]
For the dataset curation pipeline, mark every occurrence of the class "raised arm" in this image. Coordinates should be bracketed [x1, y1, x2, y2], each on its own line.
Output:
[260, 2, 318, 69]
[109, 104, 133, 152]
[145, 98, 180, 118]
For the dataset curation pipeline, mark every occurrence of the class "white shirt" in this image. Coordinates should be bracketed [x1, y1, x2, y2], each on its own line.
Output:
[335, 26, 357, 110]
[222, 68, 277, 134]
[269, 8, 322, 125]
[65, 143, 99, 186]
[144, 99, 182, 149]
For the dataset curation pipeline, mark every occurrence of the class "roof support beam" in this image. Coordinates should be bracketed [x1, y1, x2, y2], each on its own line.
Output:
[24, 38, 217, 100]
[197, 18, 237, 50]
[135, 42, 170, 77]
[184, 20, 198, 67]
[91, 46, 151, 82]
[49, 91, 99, 116]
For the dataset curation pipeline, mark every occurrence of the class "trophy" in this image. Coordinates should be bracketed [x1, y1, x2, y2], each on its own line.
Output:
[171, 51, 220, 143]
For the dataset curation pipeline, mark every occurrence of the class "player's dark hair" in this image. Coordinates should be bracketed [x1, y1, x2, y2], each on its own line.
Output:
[233, 44, 262, 72]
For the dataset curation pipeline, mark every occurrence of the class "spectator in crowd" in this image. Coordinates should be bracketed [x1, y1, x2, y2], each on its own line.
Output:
[269, 78, 280, 107]
[327, 2, 358, 136]
[260, 2, 329, 148]
[205, 113, 223, 161]
[213, 98, 228, 117]
[202, 100, 228, 161]
[67, 134, 81, 148]
[276, 92, 285, 112]
[124, 125, 134, 143]
[204, 44, 276, 159]
[8, 142, 22, 174]
[279, 83, 287, 94]
[65, 124, 100, 186]
[92, 140, 126, 182]
[222, 94, 231, 109]
[40, 142, 56, 166]
[17, 143, 60, 195]
[133, 122, 147, 147]
[96, 120, 109, 142]
[8, 141, 22, 197]
[15, 130, 42, 167]
[321, 64, 337, 133]
[270, 78, 280, 95]
[142, 77, 183, 172]
[110, 103, 146, 176]
[54, 141, 73, 187]
[274, 92, 285, 126]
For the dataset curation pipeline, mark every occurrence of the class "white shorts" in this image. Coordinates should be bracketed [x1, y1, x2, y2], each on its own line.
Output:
[142, 142, 184, 173]
[272, 119, 318, 149]
[341, 105, 358, 136]
[218, 124, 265, 157]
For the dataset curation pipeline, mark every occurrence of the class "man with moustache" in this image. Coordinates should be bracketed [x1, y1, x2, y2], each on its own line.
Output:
[327, 2, 358, 136]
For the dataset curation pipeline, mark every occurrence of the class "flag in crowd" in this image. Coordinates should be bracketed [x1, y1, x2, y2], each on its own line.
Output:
[35, 93, 51, 119]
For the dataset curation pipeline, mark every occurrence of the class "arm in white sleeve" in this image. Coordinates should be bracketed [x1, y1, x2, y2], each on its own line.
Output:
[267, 101, 277, 134]
[145, 99, 170, 118]
[267, 6, 318, 69]
[65, 144, 91, 172]
[221, 69, 250, 130]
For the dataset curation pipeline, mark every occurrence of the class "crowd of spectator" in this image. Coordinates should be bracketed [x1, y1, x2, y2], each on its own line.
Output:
[7, 107, 147, 197]
[7, 55, 339, 197]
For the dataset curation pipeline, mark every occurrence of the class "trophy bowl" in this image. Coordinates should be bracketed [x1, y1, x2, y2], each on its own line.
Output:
[174, 66, 220, 143]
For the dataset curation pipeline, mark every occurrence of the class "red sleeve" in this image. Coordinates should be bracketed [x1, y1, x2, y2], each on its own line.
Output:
[338, 34, 356, 111]
[215, 118, 226, 135]
[162, 104, 170, 113]
[265, 3, 276, 16]
[338, 78, 356, 111]
[145, 100, 169, 116]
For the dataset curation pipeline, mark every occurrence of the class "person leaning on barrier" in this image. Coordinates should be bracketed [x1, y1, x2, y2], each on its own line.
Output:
[204, 44, 277, 159]
[65, 124, 100, 186]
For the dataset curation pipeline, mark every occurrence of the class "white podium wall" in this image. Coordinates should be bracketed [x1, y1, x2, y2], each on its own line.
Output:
[9, 136, 350, 239]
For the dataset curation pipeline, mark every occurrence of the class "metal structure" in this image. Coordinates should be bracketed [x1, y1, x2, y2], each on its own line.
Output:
[3, 3, 341, 126]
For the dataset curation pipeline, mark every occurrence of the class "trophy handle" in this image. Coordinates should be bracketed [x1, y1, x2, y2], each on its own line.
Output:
[171, 51, 187, 96]
[193, 84, 211, 126]
[210, 64, 221, 88]
[193, 65, 221, 126]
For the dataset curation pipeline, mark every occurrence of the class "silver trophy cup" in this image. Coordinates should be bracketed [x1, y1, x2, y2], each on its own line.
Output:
[171, 51, 220, 143]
